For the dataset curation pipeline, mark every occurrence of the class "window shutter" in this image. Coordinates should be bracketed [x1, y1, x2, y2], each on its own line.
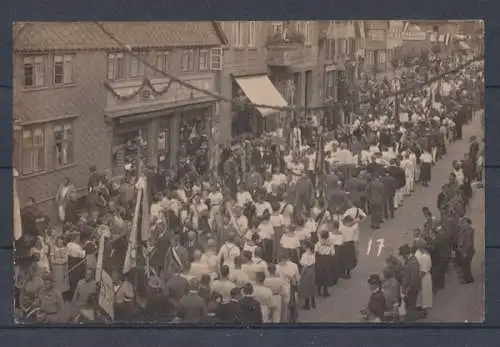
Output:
[63, 55, 73, 84]
[107, 54, 115, 80]
[34, 56, 45, 86]
[210, 48, 223, 70]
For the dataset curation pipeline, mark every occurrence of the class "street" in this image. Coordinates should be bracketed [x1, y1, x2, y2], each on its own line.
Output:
[298, 116, 485, 323]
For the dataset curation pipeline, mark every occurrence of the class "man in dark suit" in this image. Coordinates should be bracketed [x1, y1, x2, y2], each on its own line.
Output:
[399, 244, 422, 321]
[162, 234, 189, 280]
[365, 174, 386, 229]
[164, 269, 189, 312]
[294, 173, 314, 218]
[381, 171, 397, 220]
[457, 217, 475, 284]
[215, 287, 242, 323]
[238, 283, 263, 324]
[178, 278, 207, 323]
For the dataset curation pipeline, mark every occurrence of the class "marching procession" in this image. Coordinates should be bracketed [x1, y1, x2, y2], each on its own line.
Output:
[13, 46, 484, 324]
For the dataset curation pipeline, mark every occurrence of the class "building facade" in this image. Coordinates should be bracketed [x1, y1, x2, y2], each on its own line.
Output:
[364, 20, 390, 73]
[317, 21, 366, 126]
[218, 21, 282, 142]
[386, 20, 404, 66]
[265, 21, 321, 128]
[14, 22, 226, 213]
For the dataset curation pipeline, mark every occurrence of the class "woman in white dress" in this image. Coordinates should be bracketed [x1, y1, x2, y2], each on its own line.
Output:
[414, 239, 433, 313]
[55, 177, 77, 224]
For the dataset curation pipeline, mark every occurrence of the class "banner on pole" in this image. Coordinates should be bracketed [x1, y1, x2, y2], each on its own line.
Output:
[123, 187, 143, 274]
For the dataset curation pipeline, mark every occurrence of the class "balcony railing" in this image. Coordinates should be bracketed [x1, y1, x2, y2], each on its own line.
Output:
[266, 31, 307, 66]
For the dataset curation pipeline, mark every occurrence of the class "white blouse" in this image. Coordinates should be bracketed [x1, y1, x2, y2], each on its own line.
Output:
[280, 234, 300, 249]
[270, 214, 284, 228]
[314, 239, 334, 255]
[415, 249, 432, 273]
[300, 252, 315, 267]
[420, 152, 433, 164]
[258, 222, 275, 240]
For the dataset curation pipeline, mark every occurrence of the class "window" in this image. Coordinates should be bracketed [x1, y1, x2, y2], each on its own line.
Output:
[379, 51, 386, 64]
[296, 21, 310, 44]
[301, 21, 313, 45]
[181, 49, 195, 72]
[324, 70, 334, 100]
[53, 55, 73, 85]
[156, 51, 169, 74]
[327, 39, 336, 60]
[210, 48, 223, 70]
[272, 21, 284, 33]
[247, 21, 257, 48]
[107, 53, 125, 80]
[54, 123, 74, 167]
[23, 56, 45, 87]
[234, 22, 244, 47]
[21, 127, 45, 175]
[199, 49, 209, 71]
[129, 52, 148, 78]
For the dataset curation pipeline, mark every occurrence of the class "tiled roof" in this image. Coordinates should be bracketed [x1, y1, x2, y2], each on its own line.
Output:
[14, 21, 224, 52]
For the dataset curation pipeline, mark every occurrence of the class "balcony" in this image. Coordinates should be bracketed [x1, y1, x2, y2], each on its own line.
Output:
[265, 31, 307, 67]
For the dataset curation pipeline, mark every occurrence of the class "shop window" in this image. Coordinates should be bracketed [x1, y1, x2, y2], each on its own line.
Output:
[53, 55, 73, 85]
[112, 128, 148, 176]
[23, 56, 46, 88]
[54, 123, 74, 167]
[179, 109, 210, 176]
[21, 126, 45, 175]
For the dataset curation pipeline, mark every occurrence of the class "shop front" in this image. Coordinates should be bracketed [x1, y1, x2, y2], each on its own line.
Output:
[231, 74, 288, 137]
[105, 75, 216, 178]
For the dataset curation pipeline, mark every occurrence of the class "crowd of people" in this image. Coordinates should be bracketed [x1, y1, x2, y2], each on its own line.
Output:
[14, 48, 484, 324]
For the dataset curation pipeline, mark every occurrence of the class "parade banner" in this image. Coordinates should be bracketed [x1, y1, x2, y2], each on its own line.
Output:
[123, 186, 143, 274]
[95, 228, 109, 283]
[139, 178, 150, 242]
[13, 169, 22, 241]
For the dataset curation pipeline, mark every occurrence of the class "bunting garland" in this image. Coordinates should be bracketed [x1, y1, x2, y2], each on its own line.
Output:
[104, 77, 174, 101]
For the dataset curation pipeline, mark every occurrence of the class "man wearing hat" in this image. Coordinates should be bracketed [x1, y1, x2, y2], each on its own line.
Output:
[178, 278, 207, 323]
[398, 244, 422, 321]
[365, 274, 385, 322]
[143, 276, 171, 322]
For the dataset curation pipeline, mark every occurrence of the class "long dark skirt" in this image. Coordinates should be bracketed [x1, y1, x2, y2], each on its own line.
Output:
[261, 239, 274, 264]
[339, 241, 357, 272]
[273, 226, 284, 262]
[315, 254, 336, 287]
[420, 162, 432, 183]
[67, 256, 85, 299]
[299, 264, 317, 298]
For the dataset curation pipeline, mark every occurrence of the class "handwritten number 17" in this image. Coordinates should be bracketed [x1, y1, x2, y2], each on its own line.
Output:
[366, 238, 385, 256]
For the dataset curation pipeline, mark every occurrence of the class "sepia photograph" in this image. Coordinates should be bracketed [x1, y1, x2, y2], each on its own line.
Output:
[12, 20, 484, 324]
